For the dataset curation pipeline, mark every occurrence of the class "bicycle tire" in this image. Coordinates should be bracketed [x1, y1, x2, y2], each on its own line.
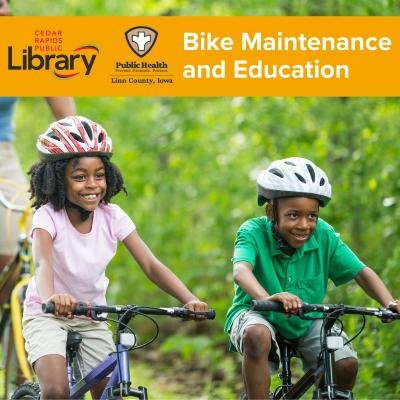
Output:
[10, 383, 41, 399]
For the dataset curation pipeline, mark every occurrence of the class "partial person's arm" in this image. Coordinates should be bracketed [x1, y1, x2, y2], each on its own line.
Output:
[33, 228, 76, 317]
[45, 97, 76, 119]
[234, 261, 301, 313]
[123, 230, 208, 312]
[355, 266, 400, 312]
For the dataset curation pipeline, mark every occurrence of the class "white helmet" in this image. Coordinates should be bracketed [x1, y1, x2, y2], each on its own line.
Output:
[256, 157, 332, 207]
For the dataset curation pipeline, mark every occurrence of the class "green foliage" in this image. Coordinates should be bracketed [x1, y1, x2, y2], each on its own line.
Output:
[160, 334, 212, 362]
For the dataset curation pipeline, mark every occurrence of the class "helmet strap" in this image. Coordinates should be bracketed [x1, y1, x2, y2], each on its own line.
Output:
[270, 199, 296, 255]
[65, 198, 92, 222]
[271, 222, 296, 255]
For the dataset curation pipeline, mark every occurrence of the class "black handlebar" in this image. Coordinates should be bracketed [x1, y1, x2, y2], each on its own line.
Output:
[42, 302, 216, 320]
[250, 300, 400, 320]
[251, 300, 286, 312]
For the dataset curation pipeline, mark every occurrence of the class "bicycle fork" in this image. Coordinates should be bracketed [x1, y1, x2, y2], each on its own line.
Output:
[279, 342, 293, 396]
[312, 330, 353, 400]
[105, 344, 148, 400]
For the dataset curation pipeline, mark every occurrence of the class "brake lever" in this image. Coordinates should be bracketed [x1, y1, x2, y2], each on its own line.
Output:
[90, 308, 107, 321]
[298, 306, 328, 320]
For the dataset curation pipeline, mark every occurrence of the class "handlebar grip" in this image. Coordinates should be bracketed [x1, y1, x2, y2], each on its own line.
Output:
[205, 309, 216, 320]
[42, 302, 55, 314]
[172, 307, 216, 319]
[42, 301, 90, 315]
[73, 302, 90, 315]
[251, 300, 285, 312]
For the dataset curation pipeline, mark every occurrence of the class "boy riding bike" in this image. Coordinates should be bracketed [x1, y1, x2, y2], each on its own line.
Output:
[224, 157, 400, 400]
[22, 116, 209, 400]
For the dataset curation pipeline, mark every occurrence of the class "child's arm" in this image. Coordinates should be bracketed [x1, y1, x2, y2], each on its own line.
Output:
[123, 231, 208, 312]
[32, 228, 76, 317]
[45, 97, 76, 119]
[234, 261, 301, 313]
[355, 266, 400, 312]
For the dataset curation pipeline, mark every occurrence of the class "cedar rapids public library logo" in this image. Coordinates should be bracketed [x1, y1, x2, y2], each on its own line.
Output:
[7, 29, 99, 79]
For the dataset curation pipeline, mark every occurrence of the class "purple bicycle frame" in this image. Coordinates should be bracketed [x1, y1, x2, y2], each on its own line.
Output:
[68, 344, 133, 399]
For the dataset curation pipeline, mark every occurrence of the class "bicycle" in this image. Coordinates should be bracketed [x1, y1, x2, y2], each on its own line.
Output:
[0, 184, 34, 399]
[11, 302, 216, 399]
[243, 300, 400, 400]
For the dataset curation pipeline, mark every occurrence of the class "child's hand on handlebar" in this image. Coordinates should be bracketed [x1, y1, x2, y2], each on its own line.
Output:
[45, 293, 77, 319]
[386, 299, 400, 312]
[183, 298, 209, 321]
[266, 292, 302, 316]
[382, 299, 400, 323]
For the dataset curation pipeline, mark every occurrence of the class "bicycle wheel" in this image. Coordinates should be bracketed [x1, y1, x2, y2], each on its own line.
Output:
[10, 382, 40, 399]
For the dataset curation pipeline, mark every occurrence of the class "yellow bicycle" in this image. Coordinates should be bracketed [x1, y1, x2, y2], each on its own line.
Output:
[0, 179, 34, 399]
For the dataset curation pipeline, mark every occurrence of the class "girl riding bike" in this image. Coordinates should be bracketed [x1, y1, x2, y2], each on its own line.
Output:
[22, 116, 209, 400]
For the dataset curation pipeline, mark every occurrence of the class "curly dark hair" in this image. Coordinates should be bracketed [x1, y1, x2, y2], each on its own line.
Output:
[28, 156, 127, 210]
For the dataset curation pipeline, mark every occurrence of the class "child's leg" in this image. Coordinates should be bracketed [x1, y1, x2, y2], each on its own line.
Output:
[242, 324, 273, 399]
[298, 319, 358, 391]
[335, 358, 358, 390]
[34, 355, 69, 399]
[230, 311, 280, 400]
[23, 316, 70, 399]
[90, 377, 109, 399]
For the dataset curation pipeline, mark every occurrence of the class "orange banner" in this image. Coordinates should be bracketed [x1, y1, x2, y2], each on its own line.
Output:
[0, 16, 399, 96]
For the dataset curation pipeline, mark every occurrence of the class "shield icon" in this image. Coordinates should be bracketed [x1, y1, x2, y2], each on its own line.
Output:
[125, 26, 158, 58]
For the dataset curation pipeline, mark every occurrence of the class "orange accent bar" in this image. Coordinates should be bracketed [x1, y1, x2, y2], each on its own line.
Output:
[0, 16, 399, 96]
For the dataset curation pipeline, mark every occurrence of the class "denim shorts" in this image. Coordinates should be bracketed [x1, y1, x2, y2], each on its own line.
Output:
[230, 310, 357, 373]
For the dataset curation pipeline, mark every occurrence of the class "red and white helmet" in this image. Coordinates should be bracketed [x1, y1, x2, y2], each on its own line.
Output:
[256, 157, 332, 207]
[36, 116, 112, 160]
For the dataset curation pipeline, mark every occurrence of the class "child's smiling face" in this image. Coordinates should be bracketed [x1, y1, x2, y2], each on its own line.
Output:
[268, 197, 319, 248]
[64, 156, 107, 212]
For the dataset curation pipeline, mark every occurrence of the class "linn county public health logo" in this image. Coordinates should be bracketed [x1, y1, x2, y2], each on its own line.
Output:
[125, 26, 158, 58]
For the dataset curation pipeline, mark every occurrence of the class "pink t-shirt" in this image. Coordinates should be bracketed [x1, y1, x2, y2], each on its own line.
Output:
[24, 203, 135, 316]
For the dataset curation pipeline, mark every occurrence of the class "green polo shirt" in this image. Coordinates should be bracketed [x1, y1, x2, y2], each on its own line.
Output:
[224, 217, 364, 341]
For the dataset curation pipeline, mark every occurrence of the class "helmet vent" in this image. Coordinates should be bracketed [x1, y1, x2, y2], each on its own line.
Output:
[70, 132, 84, 143]
[48, 132, 61, 141]
[59, 121, 73, 127]
[284, 161, 296, 166]
[295, 173, 306, 184]
[306, 164, 316, 182]
[320, 177, 325, 186]
[98, 132, 104, 143]
[82, 121, 93, 140]
[269, 168, 284, 178]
